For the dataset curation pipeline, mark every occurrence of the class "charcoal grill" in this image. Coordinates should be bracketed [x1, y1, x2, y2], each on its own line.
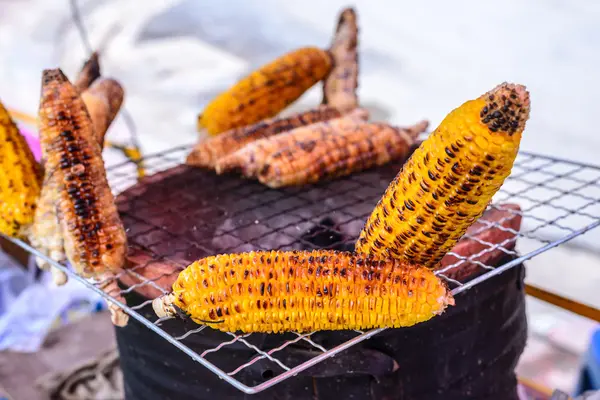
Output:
[6, 143, 600, 396]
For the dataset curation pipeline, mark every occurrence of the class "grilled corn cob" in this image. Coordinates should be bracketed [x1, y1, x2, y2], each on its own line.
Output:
[322, 7, 359, 112]
[215, 108, 369, 176]
[152, 250, 453, 333]
[38, 68, 127, 278]
[30, 77, 123, 285]
[81, 78, 125, 146]
[197, 47, 333, 136]
[258, 120, 428, 188]
[186, 105, 342, 168]
[356, 83, 530, 268]
[74, 51, 101, 93]
[0, 100, 42, 238]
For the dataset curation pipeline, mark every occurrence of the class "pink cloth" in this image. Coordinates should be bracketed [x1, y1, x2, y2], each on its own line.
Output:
[18, 125, 41, 162]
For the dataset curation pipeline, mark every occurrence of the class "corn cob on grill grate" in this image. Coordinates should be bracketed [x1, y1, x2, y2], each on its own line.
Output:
[4, 144, 600, 394]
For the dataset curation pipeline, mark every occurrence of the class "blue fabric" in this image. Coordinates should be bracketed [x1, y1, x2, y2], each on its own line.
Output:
[574, 327, 600, 396]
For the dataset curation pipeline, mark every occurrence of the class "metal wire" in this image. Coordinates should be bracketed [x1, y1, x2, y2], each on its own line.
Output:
[6, 146, 600, 395]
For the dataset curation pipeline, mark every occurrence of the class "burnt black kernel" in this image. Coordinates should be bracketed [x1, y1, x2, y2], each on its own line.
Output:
[266, 283, 272, 295]
[106, 244, 113, 250]
[67, 145, 78, 152]
[259, 283, 265, 295]
[501, 95, 507, 101]
[492, 111, 502, 118]
[60, 130, 72, 137]
[57, 112, 67, 120]
[91, 261, 100, 266]
[489, 94, 495, 100]
[60, 162, 71, 169]
[428, 171, 437, 181]
[489, 126, 498, 132]
[95, 222, 102, 230]
[216, 308, 223, 317]
[92, 249, 100, 257]
[482, 116, 491, 123]
[482, 106, 488, 114]
[78, 234, 85, 241]
[445, 147, 456, 158]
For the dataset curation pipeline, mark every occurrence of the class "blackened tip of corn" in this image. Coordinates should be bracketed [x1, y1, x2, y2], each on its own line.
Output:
[42, 68, 68, 86]
[479, 83, 530, 135]
[74, 52, 101, 92]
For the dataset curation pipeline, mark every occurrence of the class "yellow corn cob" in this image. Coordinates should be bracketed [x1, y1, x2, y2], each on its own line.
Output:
[186, 105, 342, 169]
[197, 47, 333, 136]
[356, 83, 530, 268]
[258, 120, 428, 188]
[322, 7, 359, 112]
[152, 250, 453, 333]
[74, 51, 101, 93]
[81, 77, 125, 146]
[38, 68, 127, 278]
[215, 108, 369, 177]
[0, 100, 42, 238]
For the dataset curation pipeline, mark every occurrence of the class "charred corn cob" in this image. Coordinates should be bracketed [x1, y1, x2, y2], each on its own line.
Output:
[0, 100, 42, 238]
[74, 51, 101, 93]
[152, 250, 453, 333]
[258, 120, 428, 188]
[215, 108, 369, 177]
[322, 7, 359, 112]
[197, 47, 333, 136]
[356, 83, 530, 268]
[30, 77, 123, 285]
[38, 68, 127, 278]
[81, 78, 125, 146]
[187, 105, 342, 168]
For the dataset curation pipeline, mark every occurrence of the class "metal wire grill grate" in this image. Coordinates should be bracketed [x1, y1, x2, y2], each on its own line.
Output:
[7, 144, 600, 394]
